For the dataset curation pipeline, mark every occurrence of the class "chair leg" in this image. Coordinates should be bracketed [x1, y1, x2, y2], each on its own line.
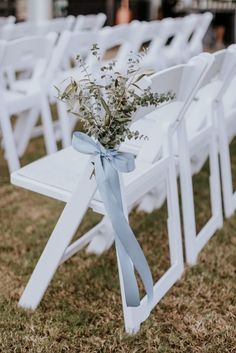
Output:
[166, 154, 184, 273]
[14, 108, 40, 157]
[115, 177, 141, 333]
[86, 216, 114, 255]
[57, 100, 73, 148]
[217, 103, 235, 218]
[0, 107, 20, 172]
[178, 123, 198, 265]
[40, 95, 57, 154]
[19, 163, 96, 310]
[209, 130, 223, 228]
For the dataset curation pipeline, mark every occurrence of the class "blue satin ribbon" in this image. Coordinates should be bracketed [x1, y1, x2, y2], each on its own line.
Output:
[72, 131, 154, 308]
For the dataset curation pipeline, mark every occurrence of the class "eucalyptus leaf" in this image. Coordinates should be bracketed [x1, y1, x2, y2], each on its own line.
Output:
[56, 45, 175, 149]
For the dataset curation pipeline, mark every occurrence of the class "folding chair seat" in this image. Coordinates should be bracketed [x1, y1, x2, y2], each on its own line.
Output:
[73, 13, 106, 31]
[0, 34, 57, 172]
[11, 54, 212, 333]
[11, 146, 153, 209]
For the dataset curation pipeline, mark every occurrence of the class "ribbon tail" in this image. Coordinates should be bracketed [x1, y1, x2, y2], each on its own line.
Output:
[95, 157, 140, 306]
[103, 162, 140, 306]
[115, 238, 140, 307]
[95, 157, 154, 308]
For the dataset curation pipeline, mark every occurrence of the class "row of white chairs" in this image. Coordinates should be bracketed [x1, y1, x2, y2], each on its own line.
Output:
[0, 13, 107, 40]
[0, 12, 213, 173]
[9, 46, 236, 333]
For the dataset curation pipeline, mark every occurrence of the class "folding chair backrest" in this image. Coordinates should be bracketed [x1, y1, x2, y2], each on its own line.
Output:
[131, 20, 161, 52]
[139, 17, 178, 69]
[134, 53, 214, 163]
[1, 22, 37, 40]
[73, 13, 106, 31]
[161, 17, 177, 39]
[149, 17, 176, 48]
[0, 33, 57, 92]
[94, 24, 134, 72]
[185, 46, 236, 142]
[44, 30, 98, 87]
[217, 44, 236, 95]
[188, 12, 213, 56]
[185, 49, 225, 138]
[37, 16, 75, 35]
[62, 30, 98, 61]
[64, 15, 76, 30]
[49, 15, 75, 32]
[199, 49, 226, 87]
[201, 45, 236, 92]
[220, 44, 236, 109]
[171, 14, 199, 52]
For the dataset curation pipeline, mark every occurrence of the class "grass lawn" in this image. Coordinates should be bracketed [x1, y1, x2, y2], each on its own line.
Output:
[0, 135, 235, 353]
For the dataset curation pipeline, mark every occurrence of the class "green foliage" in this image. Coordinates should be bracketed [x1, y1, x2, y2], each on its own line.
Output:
[56, 45, 175, 149]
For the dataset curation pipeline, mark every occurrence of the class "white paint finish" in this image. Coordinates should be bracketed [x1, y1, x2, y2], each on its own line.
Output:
[27, 0, 53, 22]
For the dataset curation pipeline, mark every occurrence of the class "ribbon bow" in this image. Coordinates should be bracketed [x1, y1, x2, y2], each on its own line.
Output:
[72, 131, 153, 308]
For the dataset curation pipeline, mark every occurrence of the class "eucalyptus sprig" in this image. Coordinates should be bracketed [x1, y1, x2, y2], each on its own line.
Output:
[56, 44, 175, 149]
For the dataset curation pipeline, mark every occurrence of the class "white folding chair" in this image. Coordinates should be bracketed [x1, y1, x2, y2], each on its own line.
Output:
[0, 34, 57, 172]
[11, 54, 212, 333]
[89, 52, 220, 257]
[132, 51, 224, 265]
[73, 13, 106, 31]
[172, 46, 236, 222]
[166, 53, 230, 265]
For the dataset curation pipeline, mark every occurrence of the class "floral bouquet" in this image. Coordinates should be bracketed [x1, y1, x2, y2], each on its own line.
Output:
[56, 44, 174, 149]
[55, 45, 175, 310]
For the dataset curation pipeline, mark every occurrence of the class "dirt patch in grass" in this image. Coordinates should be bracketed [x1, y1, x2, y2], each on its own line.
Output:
[0, 136, 235, 352]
